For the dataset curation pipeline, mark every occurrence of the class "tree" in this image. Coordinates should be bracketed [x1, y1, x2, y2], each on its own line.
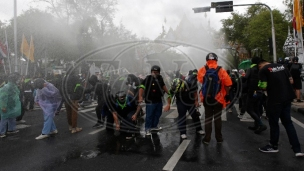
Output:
[245, 9, 289, 61]
[221, 4, 289, 62]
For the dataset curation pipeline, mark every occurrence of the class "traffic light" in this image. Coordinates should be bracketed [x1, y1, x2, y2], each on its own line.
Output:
[211, 1, 233, 13]
[268, 38, 273, 56]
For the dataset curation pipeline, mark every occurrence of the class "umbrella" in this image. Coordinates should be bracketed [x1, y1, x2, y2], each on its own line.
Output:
[238, 60, 252, 70]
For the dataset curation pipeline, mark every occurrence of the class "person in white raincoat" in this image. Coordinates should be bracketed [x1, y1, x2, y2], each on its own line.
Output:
[34, 78, 62, 140]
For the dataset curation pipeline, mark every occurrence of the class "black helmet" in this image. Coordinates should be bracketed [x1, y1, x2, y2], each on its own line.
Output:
[8, 72, 20, 84]
[206, 53, 218, 61]
[151, 65, 161, 72]
[293, 57, 299, 62]
[115, 91, 127, 103]
[34, 78, 45, 89]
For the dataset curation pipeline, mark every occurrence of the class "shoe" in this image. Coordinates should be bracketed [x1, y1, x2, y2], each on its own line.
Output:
[35, 134, 50, 140]
[126, 136, 132, 140]
[0, 134, 6, 138]
[202, 141, 209, 145]
[151, 126, 162, 131]
[228, 109, 232, 113]
[7, 130, 19, 134]
[92, 122, 104, 128]
[16, 120, 26, 124]
[145, 130, 151, 136]
[248, 126, 258, 131]
[254, 125, 267, 134]
[181, 134, 187, 139]
[259, 144, 279, 153]
[297, 99, 303, 102]
[71, 127, 82, 134]
[295, 153, 304, 157]
[197, 130, 205, 135]
[69, 126, 72, 131]
[217, 141, 223, 144]
[238, 114, 244, 119]
[55, 111, 60, 115]
[50, 130, 58, 135]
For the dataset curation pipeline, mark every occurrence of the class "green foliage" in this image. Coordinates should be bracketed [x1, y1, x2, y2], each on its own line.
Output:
[221, 3, 289, 61]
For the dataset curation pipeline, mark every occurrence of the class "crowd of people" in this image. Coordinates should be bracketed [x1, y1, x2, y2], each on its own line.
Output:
[0, 52, 304, 157]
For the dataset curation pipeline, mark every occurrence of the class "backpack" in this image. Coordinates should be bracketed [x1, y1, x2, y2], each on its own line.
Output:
[201, 65, 221, 101]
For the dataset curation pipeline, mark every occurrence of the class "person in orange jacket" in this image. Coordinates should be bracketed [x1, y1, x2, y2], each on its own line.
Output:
[197, 52, 232, 144]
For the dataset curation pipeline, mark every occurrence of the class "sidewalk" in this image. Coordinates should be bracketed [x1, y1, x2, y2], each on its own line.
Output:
[291, 100, 304, 114]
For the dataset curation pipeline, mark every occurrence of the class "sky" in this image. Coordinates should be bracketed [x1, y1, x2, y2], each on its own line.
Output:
[0, 0, 287, 39]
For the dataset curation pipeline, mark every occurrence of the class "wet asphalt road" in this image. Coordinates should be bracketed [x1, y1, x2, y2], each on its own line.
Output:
[1, 103, 304, 171]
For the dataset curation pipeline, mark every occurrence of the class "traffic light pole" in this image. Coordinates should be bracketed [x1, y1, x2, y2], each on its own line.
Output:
[215, 3, 277, 62]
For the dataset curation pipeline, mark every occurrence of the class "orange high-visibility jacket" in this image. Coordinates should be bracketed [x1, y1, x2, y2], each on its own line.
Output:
[197, 60, 232, 108]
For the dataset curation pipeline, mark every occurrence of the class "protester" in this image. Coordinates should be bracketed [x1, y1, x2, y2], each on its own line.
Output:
[289, 57, 303, 102]
[197, 53, 232, 144]
[65, 71, 83, 133]
[34, 78, 62, 140]
[139, 65, 170, 136]
[164, 70, 205, 139]
[110, 91, 141, 139]
[242, 57, 267, 134]
[88, 74, 109, 128]
[0, 72, 21, 138]
[257, 59, 304, 157]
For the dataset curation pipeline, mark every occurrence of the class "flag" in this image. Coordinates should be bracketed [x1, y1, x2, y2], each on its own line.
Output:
[0, 40, 8, 58]
[20, 34, 29, 58]
[28, 36, 34, 62]
[293, 0, 302, 31]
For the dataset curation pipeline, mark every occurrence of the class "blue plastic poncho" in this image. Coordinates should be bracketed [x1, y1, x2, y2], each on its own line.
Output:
[34, 82, 62, 116]
[0, 82, 21, 119]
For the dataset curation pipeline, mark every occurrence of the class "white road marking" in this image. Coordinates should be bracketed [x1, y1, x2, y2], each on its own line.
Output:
[16, 124, 31, 129]
[163, 139, 191, 171]
[89, 127, 105, 135]
[79, 108, 96, 113]
[291, 117, 304, 129]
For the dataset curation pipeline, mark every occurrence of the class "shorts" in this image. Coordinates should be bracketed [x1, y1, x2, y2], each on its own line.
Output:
[293, 79, 302, 89]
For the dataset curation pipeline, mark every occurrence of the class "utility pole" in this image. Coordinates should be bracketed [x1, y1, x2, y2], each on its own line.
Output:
[14, 0, 18, 72]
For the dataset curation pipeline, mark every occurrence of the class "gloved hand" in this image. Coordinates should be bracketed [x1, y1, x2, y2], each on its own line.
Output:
[224, 95, 230, 102]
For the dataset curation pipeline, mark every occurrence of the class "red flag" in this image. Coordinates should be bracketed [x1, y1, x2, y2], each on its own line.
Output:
[0, 41, 7, 58]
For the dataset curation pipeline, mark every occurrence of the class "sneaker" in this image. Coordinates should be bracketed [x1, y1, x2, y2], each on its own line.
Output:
[151, 126, 162, 131]
[295, 153, 304, 157]
[181, 134, 187, 139]
[69, 126, 72, 131]
[228, 109, 232, 113]
[254, 125, 267, 134]
[7, 130, 19, 134]
[50, 130, 58, 135]
[16, 120, 26, 124]
[259, 144, 279, 153]
[197, 130, 205, 135]
[71, 127, 82, 134]
[297, 99, 303, 102]
[202, 141, 209, 145]
[238, 114, 244, 119]
[35, 134, 50, 140]
[145, 130, 151, 136]
[0, 134, 6, 138]
[92, 122, 104, 128]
